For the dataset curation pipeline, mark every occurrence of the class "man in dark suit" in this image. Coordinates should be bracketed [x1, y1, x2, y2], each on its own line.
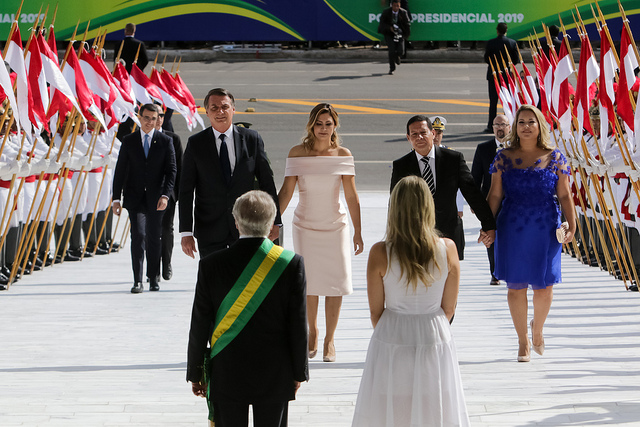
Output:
[472, 114, 510, 285]
[187, 190, 308, 427]
[118, 23, 148, 73]
[378, 0, 411, 75]
[484, 22, 519, 132]
[179, 88, 281, 259]
[112, 104, 176, 293]
[391, 115, 496, 259]
[154, 110, 182, 281]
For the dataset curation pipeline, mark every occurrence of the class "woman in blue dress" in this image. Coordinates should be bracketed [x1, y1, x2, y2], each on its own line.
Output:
[487, 105, 576, 362]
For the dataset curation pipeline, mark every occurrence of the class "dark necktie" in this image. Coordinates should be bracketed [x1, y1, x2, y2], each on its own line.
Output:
[421, 157, 436, 196]
[219, 134, 232, 184]
[143, 134, 150, 158]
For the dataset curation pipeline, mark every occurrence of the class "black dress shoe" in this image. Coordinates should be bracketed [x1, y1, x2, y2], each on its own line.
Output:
[0, 284, 7, 291]
[131, 282, 143, 293]
[629, 284, 638, 292]
[1, 266, 10, 276]
[93, 247, 109, 256]
[162, 264, 172, 281]
[44, 256, 54, 266]
[64, 252, 81, 262]
[149, 281, 160, 292]
[0, 273, 9, 286]
[490, 275, 500, 286]
[388, 70, 394, 75]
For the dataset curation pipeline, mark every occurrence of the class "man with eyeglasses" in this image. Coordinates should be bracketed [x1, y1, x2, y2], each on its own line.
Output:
[179, 88, 281, 259]
[471, 114, 511, 285]
[112, 103, 177, 293]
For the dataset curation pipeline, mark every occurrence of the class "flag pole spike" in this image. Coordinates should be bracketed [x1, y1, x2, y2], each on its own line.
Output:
[50, 2, 59, 28]
[595, 0, 620, 66]
[2, 0, 25, 57]
[151, 51, 159, 71]
[162, 54, 167, 69]
[618, 0, 640, 67]
[114, 38, 125, 66]
[60, 21, 80, 70]
[558, 14, 578, 71]
[38, 4, 49, 35]
[78, 20, 90, 59]
[170, 56, 177, 74]
[176, 57, 182, 74]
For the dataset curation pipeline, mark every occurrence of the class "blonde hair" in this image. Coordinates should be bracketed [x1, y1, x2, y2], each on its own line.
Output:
[386, 176, 441, 290]
[507, 104, 554, 150]
[302, 103, 341, 151]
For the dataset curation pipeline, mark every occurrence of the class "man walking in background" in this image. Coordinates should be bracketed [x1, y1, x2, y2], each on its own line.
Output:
[484, 23, 518, 132]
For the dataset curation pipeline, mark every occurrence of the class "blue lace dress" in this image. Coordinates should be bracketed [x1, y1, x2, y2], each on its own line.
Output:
[489, 148, 569, 289]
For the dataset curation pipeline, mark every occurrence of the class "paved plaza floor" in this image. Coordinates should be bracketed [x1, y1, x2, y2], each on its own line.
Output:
[1, 192, 639, 426]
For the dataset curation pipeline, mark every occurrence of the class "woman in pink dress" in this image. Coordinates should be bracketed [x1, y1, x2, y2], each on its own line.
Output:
[278, 103, 364, 362]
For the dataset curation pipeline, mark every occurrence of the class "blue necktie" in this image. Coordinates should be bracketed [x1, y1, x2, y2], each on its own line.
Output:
[219, 134, 232, 184]
[143, 134, 150, 158]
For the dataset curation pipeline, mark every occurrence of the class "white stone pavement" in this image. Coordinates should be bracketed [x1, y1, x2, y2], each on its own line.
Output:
[1, 192, 639, 427]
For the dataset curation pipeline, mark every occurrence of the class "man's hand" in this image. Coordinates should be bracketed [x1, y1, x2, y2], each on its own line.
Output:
[191, 382, 207, 398]
[157, 197, 168, 211]
[478, 229, 496, 248]
[182, 235, 198, 259]
[113, 201, 122, 216]
[268, 225, 280, 242]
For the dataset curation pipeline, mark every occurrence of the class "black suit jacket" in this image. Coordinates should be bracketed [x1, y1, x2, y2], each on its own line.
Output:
[112, 130, 176, 212]
[119, 36, 148, 73]
[186, 237, 308, 403]
[390, 147, 496, 239]
[163, 130, 183, 202]
[378, 7, 411, 38]
[484, 35, 519, 79]
[471, 138, 499, 197]
[179, 125, 281, 247]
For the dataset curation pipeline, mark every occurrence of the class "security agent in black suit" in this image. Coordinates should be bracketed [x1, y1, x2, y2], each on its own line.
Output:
[391, 115, 496, 259]
[118, 23, 148, 74]
[180, 88, 281, 259]
[154, 111, 183, 281]
[484, 22, 519, 132]
[472, 114, 511, 285]
[378, 0, 411, 75]
[188, 191, 308, 427]
[112, 104, 176, 293]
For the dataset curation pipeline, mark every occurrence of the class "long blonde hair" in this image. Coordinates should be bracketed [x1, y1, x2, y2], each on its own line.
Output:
[302, 103, 341, 151]
[386, 176, 441, 290]
[506, 104, 554, 150]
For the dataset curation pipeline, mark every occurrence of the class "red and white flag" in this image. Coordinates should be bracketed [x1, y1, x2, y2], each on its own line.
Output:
[79, 48, 116, 108]
[62, 45, 107, 129]
[495, 71, 515, 123]
[521, 61, 539, 107]
[25, 33, 49, 132]
[4, 26, 34, 135]
[150, 67, 194, 129]
[0, 52, 20, 128]
[552, 41, 574, 133]
[616, 25, 638, 134]
[573, 34, 599, 139]
[173, 71, 205, 129]
[129, 63, 162, 105]
[599, 28, 617, 143]
[535, 49, 555, 124]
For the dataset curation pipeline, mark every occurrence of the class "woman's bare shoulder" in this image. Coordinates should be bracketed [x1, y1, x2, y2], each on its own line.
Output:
[337, 146, 353, 156]
[288, 144, 307, 158]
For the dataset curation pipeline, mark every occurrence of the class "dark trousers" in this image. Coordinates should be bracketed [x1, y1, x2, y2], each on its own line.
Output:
[385, 35, 404, 72]
[213, 401, 288, 427]
[129, 207, 164, 282]
[487, 242, 495, 276]
[487, 77, 499, 129]
[161, 198, 176, 271]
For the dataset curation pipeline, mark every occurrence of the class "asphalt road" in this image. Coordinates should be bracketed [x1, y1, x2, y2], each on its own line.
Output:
[170, 61, 493, 190]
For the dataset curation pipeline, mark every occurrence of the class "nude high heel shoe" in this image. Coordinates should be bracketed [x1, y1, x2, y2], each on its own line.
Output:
[517, 340, 531, 362]
[323, 340, 336, 362]
[531, 319, 545, 356]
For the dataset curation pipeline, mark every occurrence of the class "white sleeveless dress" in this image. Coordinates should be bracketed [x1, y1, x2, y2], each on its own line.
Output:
[284, 156, 355, 296]
[352, 239, 470, 427]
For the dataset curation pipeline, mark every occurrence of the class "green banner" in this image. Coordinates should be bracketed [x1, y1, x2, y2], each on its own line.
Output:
[0, 0, 637, 42]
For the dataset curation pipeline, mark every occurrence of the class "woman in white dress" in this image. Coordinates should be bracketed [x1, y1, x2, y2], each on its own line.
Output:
[278, 103, 364, 362]
[352, 176, 470, 427]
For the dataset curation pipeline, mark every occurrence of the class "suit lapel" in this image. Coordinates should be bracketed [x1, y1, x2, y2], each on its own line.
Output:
[230, 126, 247, 185]
[207, 128, 225, 181]
[434, 146, 444, 197]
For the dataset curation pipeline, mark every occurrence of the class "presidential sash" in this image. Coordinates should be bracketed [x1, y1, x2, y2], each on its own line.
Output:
[204, 239, 294, 420]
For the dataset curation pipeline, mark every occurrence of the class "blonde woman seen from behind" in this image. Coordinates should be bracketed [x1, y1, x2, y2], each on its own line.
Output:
[352, 176, 469, 427]
[278, 103, 364, 363]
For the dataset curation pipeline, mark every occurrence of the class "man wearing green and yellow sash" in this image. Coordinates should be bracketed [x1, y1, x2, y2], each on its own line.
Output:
[187, 190, 308, 426]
